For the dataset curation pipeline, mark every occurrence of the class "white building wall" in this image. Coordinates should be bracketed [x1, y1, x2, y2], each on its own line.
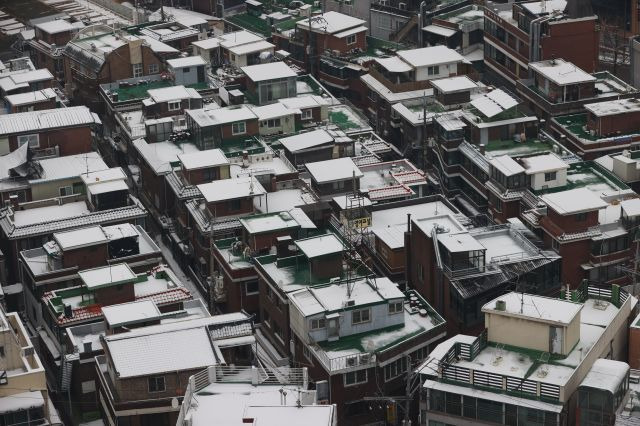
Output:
[530, 169, 567, 191]
[415, 62, 458, 81]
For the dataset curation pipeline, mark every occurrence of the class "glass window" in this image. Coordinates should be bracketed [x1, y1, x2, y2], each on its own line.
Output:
[17, 134, 39, 148]
[352, 308, 371, 325]
[346, 34, 356, 45]
[544, 171, 556, 182]
[477, 399, 502, 423]
[168, 101, 181, 111]
[148, 376, 165, 393]
[132, 63, 143, 77]
[344, 369, 367, 386]
[232, 122, 246, 135]
[148, 63, 159, 74]
[245, 280, 259, 295]
[302, 109, 313, 119]
[310, 318, 326, 329]
[388, 301, 403, 314]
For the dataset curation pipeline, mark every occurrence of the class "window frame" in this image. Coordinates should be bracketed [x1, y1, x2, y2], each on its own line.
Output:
[245, 280, 259, 295]
[388, 301, 403, 314]
[132, 63, 143, 78]
[168, 100, 181, 111]
[148, 63, 159, 74]
[352, 308, 371, 325]
[17, 134, 39, 148]
[148, 376, 166, 393]
[232, 121, 246, 135]
[344, 369, 367, 386]
[301, 109, 313, 120]
[310, 318, 326, 330]
[544, 171, 557, 182]
[346, 34, 356, 45]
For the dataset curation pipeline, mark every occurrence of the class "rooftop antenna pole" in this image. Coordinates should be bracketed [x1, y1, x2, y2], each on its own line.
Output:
[160, 0, 166, 22]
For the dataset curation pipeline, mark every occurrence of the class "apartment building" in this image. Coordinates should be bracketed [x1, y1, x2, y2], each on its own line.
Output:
[483, 0, 598, 86]
[29, 19, 77, 82]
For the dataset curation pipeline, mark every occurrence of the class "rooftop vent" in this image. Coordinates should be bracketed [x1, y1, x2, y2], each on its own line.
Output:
[495, 300, 506, 311]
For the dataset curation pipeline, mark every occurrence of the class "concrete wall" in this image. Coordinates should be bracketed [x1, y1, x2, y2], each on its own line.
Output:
[530, 169, 567, 191]
[415, 62, 458, 81]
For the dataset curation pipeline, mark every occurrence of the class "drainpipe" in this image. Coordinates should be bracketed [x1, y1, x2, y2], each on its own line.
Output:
[418, 1, 426, 47]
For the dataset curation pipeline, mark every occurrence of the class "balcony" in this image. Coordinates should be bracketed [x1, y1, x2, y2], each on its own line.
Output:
[369, 66, 432, 94]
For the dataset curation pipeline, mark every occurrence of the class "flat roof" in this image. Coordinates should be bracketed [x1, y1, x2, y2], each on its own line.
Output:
[584, 98, 640, 117]
[167, 56, 206, 68]
[529, 59, 596, 86]
[520, 153, 569, 174]
[147, 85, 200, 103]
[430, 76, 477, 93]
[178, 148, 228, 170]
[35, 19, 75, 34]
[241, 62, 296, 82]
[78, 263, 137, 290]
[239, 211, 301, 235]
[437, 232, 485, 253]
[53, 226, 107, 250]
[30, 152, 108, 184]
[227, 39, 274, 56]
[102, 300, 161, 328]
[5, 88, 56, 106]
[296, 11, 366, 34]
[396, 45, 464, 68]
[621, 198, 640, 217]
[197, 176, 266, 203]
[280, 129, 334, 153]
[374, 56, 412, 73]
[470, 88, 518, 118]
[422, 24, 457, 37]
[482, 292, 582, 326]
[295, 234, 343, 258]
[490, 155, 525, 176]
[540, 187, 608, 215]
[306, 157, 363, 184]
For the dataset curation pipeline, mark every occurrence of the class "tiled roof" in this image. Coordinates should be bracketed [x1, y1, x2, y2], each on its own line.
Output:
[0, 200, 147, 239]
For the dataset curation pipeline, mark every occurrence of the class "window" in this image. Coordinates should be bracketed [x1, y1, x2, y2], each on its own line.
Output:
[332, 180, 345, 190]
[132, 63, 143, 78]
[17, 134, 39, 148]
[168, 101, 181, 111]
[575, 212, 588, 221]
[303, 345, 313, 362]
[59, 186, 73, 196]
[310, 318, 326, 330]
[148, 63, 159, 74]
[148, 376, 165, 393]
[230, 199, 242, 211]
[203, 168, 218, 181]
[183, 67, 191, 73]
[344, 369, 367, 386]
[551, 238, 559, 253]
[301, 109, 313, 120]
[428, 65, 440, 76]
[232, 121, 246, 135]
[262, 118, 281, 128]
[245, 280, 259, 295]
[384, 357, 407, 381]
[388, 301, 403, 314]
[352, 308, 371, 325]
[346, 34, 356, 45]
[544, 171, 556, 182]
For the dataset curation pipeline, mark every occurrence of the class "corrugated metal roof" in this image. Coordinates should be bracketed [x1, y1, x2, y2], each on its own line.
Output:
[0, 106, 98, 135]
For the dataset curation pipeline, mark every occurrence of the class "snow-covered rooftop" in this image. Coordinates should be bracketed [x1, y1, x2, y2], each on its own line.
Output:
[166, 55, 206, 68]
[580, 358, 629, 394]
[621, 197, 640, 217]
[249, 102, 298, 121]
[79, 263, 137, 290]
[227, 39, 274, 56]
[520, 153, 569, 174]
[0, 106, 98, 135]
[306, 157, 363, 184]
[53, 225, 108, 251]
[133, 139, 200, 174]
[584, 98, 640, 117]
[296, 11, 366, 34]
[178, 148, 228, 170]
[521, 0, 567, 15]
[529, 59, 596, 86]
[35, 19, 75, 34]
[430, 76, 478, 93]
[374, 56, 412, 73]
[197, 176, 266, 203]
[541, 187, 608, 215]
[219, 30, 264, 49]
[5, 88, 56, 106]
[187, 105, 257, 127]
[397, 45, 464, 68]
[30, 152, 108, 184]
[279, 129, 334, 153]
[241, 61, 297, 82]
[102, 300, 161, 328]
[240, 210, 305, 235]
[490, 155, 525, 176]
[483, 292, 582, 325]
[295, 233, 343, 258]
[147, 85, 201, 103]
[105, 326, 218, 378]
[437, 232, 485, 253]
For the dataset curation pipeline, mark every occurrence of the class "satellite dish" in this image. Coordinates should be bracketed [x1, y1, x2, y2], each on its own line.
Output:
[171, 397, 179, 409]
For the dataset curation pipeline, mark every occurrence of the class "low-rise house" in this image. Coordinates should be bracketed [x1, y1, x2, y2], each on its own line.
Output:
[306, 157, 363, 197]
[19, 223, 162, 330]
[95, 311, 255, 425]
[212, 209, 316, 317]
[0, 106, 100, 157]
[280, 128, 354, 167]
[4, 87, 57, 113]
[0, 175, 147, 284]
[175, 365, 335, 426]
[358, 159, 428, 203]
[517, 58, 639, 122]
[419, 289, 636, 425]
[185, 105, 259, 150]
[288, 276, 445, 425]
[241, 62, 298, 105]
[29, 19, 77, 82]
[167, 56, 208, 86]
[0, 68, 54, 98]
[140, 21, 202, 52]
